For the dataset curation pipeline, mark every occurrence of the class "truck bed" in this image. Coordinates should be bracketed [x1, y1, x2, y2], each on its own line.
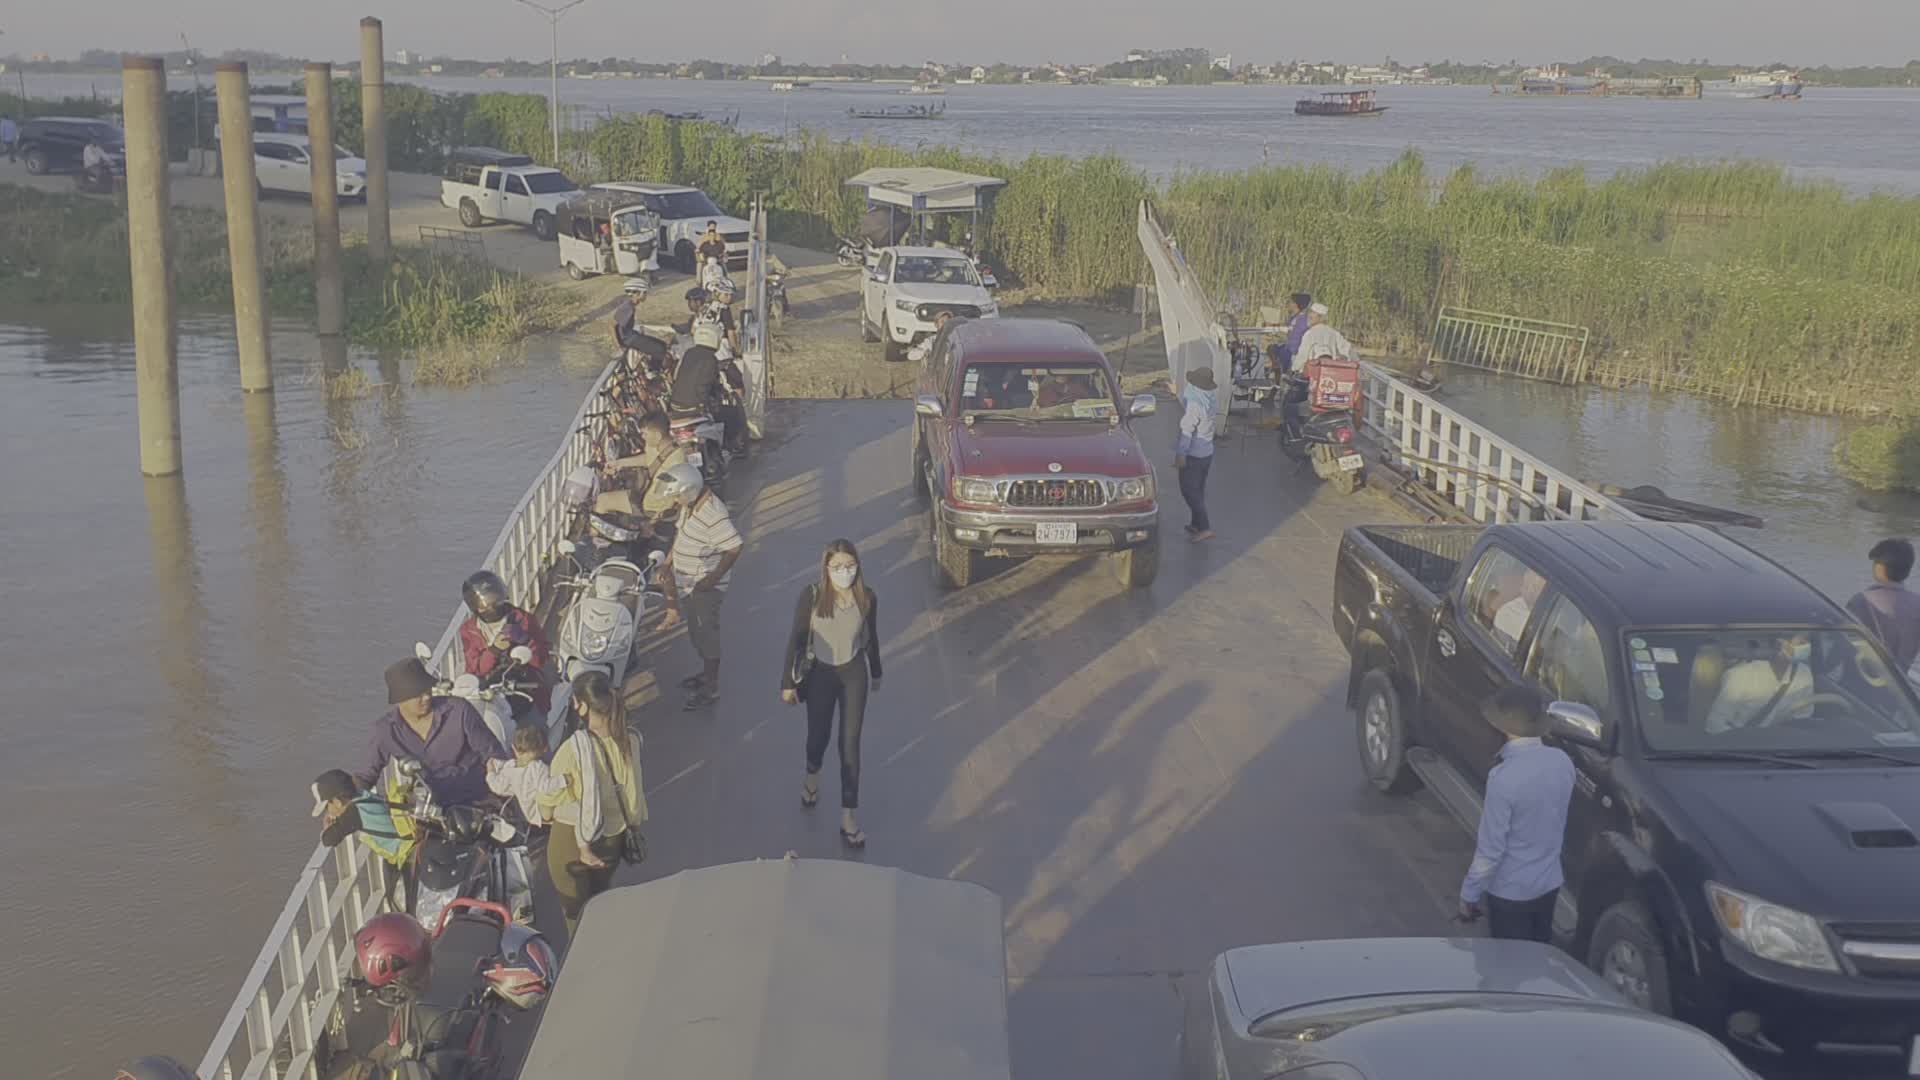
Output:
[1349, 525, 1482, 597]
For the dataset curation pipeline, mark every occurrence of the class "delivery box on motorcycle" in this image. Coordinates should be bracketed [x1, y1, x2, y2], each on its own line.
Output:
[1305, 356, 1363, 413]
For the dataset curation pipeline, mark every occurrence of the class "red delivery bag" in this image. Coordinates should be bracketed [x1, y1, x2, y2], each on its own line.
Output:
[1306, 356, 1363, 412]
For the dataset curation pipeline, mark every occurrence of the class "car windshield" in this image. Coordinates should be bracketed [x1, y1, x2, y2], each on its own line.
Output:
[523, 171, 580, 195]
[959, 362, 1116, 420]
[653, 190, 723, 219]
[895, 255, 979, 286]
[83, 123, 122, 144]
[1630, 628, 1920, 755]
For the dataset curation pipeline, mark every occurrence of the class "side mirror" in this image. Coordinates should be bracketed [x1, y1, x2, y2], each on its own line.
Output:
[1129, 394, 1157, 418]
[557, 539, 577, 556]
[647, 550, 667, 565]
[509, 645, 534, 664]
[869, 270, 887, 284]
[914, 395, 944, 418]
[413, 641, 432, 662]
[1546, 700, 1607, 749]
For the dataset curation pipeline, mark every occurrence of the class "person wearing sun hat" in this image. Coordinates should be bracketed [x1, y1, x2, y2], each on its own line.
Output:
[1175, 364, 1220, 542]
[351, 656, 506, 808]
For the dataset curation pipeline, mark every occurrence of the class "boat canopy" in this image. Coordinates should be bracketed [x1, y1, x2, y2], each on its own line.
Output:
[518, 859, 1013, 1080]
[845, 167, 1007, 213]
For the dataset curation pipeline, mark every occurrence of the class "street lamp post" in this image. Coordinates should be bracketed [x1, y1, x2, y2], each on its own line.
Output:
[512, 0, 586, 166]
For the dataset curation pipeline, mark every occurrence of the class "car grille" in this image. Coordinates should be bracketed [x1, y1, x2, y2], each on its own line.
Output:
[915, 303, 982, 321]
[1832, 922, 1920, 979]
[1004, 479, 1107, 509]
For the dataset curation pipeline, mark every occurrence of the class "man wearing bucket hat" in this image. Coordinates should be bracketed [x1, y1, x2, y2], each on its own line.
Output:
[1174, 365, 1221, 542]
[352, 657, 507, 808]
[1458, 685, 1575, 943]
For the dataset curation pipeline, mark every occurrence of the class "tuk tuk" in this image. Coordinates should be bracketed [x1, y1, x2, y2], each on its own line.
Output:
[557, 190, 662, 283]
[518, 859, 1013, 1080]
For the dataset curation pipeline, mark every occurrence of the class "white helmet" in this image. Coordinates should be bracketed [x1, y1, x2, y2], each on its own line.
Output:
[711, 277, 737, 298]
[622, 279, 648, 295]
[691, 322, 724, 351]
[653, 462, 705, 504]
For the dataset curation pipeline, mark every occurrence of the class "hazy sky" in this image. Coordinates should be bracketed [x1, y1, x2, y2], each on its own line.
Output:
[5, 0, 1918, 68]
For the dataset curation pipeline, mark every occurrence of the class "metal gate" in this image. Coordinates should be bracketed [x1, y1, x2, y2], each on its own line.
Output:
[1428, 306, 1591, 384]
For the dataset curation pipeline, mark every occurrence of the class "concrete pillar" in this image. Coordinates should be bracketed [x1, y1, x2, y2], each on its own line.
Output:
[215, 62, 273, 393]
[359, 18, 391, 262]
[123, 56, 182, 478]
[305, 63, 347, 338]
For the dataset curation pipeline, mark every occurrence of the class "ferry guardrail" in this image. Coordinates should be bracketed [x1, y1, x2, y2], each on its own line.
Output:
[1357, 361, 1636, 524]
[197, 357, 621, 1080]
[1136, 200, 1233, 425]
[741, 196, 770, 439]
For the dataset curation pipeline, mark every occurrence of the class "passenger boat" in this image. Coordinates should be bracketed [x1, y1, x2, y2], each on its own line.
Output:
[848, 102, 946, 120]
[1294, 89, 1388, 117]
[903, 83, 947, 95]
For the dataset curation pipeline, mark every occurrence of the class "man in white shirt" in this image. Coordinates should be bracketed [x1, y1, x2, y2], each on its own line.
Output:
[1297, 302, 1354, 362]
[654, 464, 744, 710]
[1493, 570, 1546, 647]
[1705, 634, 1816, 734]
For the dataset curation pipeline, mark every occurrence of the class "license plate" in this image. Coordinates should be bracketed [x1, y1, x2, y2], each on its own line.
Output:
[1337, 453, 1365, 472]
[685, 451, 703, 467]
[1035, 522, 1078, 545]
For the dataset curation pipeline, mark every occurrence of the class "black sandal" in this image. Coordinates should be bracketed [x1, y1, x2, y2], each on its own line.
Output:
[840, 826, 866, 849]
[678, 672, 706, 691]
[683, 687, 719, 711]
[802, 777, 819, 808]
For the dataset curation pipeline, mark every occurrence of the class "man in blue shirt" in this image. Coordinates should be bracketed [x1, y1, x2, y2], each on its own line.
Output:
[1174, 365, 1220, 542]
[1277, 292, 1312, 375]
[354, 657, 507, 808]
[1460, 685, 1575, 943]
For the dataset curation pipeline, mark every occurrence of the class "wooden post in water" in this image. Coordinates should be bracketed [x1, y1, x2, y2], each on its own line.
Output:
[359, 18, 392, 263]
[305, 63, 347, 339]
[215, 62, 273, 393]
[123, 56, 182, 477]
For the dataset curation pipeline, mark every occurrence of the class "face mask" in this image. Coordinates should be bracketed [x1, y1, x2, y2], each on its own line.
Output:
[1789, 642, 1812, 664]
[829, 567, 858, 590]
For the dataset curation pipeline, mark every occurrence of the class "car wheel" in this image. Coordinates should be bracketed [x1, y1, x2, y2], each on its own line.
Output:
[1112, 538, 1160, 589]
[1588, 902, 1673, 1015]
[532, 210, 555, 241]
[882, 316, 907, 363]
[458, 198, 482, 228]
[1357, 669, 1419, 794]
[860, 306, 880, 344]
[23, 148, 48, 175]
[566, 262, 586, 281]
[930, 500, 975, 590]
[910, 424, 930, 499]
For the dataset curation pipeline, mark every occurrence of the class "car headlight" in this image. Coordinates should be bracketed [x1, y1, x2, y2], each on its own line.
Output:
[894, 298, 917, 313]
[980, 301, 998, 315]
[1113, 475, 1153, 502]
[1706, 882, 1839, 972]
[954, 477, 999, 504]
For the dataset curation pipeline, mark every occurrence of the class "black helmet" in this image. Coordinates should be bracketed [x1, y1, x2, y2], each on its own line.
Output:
[684, 286, 708, 305]
[462, 570, 510, 621]
[115, 1058, 200, 1080]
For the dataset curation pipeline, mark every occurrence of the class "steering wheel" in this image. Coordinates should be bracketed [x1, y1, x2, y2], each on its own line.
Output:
[1853, 641, 1894, 689]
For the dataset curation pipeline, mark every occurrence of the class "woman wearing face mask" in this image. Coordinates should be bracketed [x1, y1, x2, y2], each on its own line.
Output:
[537, 669, 646, 936]
[781, 539, 883, 848]
[457, 570, 552, 714]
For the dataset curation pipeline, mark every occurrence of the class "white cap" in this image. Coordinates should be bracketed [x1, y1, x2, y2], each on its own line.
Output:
[1309, 302, 1329, 317]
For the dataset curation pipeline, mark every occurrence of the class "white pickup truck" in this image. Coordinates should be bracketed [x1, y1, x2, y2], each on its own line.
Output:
[860, 246, 999, 362]
[441, 146, 581, 241]
[590, 182, 750, 274]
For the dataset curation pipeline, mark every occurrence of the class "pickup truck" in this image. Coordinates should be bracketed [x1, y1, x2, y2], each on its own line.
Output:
[911, 318, 1160, 590]
[860, 245, 999, 363]
[441, 146, 580, 240]
[589, 182, 750, 274]
[1334, 520, 1920, 1077]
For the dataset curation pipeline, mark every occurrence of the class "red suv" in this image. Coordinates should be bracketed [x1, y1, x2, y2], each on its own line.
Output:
[910, 318, 1161, 589]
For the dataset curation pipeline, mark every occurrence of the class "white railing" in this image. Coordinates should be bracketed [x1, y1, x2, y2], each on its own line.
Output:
[740, 196, 771, 439]
[197, 358, 622, 1080]
[1359, 362, 1637, 524]
[1136, 200, 1232, 421]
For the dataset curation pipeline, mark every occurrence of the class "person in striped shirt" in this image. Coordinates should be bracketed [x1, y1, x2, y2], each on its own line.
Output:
[653, 464, 744, 710]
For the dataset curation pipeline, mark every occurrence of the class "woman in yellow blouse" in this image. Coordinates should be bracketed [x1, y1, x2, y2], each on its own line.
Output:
[538, 670, 646, 934]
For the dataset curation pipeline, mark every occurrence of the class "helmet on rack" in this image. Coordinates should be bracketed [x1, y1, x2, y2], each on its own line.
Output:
[115, 1057, 200, 1080]
[353, 912, 434, 995]
[461, 570, 511, 621]
[652, 463, 706, 506]
[691, 322, 724, 351]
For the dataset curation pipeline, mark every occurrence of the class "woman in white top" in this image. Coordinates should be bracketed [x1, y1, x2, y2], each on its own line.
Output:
[781, 539, 883, 848]
[536, 670, 646, 935]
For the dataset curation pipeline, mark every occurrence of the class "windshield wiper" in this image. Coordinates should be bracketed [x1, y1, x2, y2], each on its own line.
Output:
[1645, 750, 1819, 769]
[1770, 748, 1920, 766]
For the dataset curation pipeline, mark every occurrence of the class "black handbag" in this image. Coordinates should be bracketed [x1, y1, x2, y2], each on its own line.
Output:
[588, 732, 647, 865]
[788, 586, 817, 700]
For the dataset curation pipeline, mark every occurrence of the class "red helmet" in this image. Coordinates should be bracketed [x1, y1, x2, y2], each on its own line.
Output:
[354, 913, 433, 995]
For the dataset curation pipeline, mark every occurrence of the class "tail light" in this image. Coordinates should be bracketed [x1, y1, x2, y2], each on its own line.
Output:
[1335, 426, 1354, 443]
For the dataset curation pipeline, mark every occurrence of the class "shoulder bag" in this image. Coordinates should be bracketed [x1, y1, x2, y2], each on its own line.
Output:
[588, 732, 648, 865]
[788, 586, 817, 700]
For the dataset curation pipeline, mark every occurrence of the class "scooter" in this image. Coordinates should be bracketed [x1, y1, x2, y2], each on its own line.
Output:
[410, 798, 538, 932]
[1278, 361, 1366, 496]
[545, 542, 666, 746]
[835, 236, 866, 268]
[766, 269, 791, 322]
[417, 641, 538, 752]
[669, 410, 729, 489]
[75, 162, 120, 194]
[962, 232, 998, 290]
[332, 898, 556, 1080]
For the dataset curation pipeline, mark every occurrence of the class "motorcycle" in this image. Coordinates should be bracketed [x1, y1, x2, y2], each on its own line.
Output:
[835, 236, 867, 268]
[1278, 357, 1367, 496]
[766, 269, 791, 322]
[961, 232, 998, 290]
[75, 162, 120, 194]
[332, 898, 556, 1080]
[410, 798, 538, 933]
[669, 409, 729, 488]
[416, 641, 539, 752]
[545, 541, 666, 746]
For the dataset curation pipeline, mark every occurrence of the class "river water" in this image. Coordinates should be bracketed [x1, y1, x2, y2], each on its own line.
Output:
[24, 74, 1920, 194]
[0, 314, 602, 1078]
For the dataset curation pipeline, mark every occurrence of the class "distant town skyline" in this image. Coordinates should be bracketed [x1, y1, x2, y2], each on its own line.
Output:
[4, 0, 1917, 70]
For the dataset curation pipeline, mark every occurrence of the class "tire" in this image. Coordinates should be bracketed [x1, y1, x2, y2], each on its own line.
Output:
[675, 241, 696, 275]
[1332, 464, 1362, 495]
[23, 148, 47, 175]
[930, 503, 975, 590]
[458, 198, 482, 228]
[860, 306, 880, 344]
[910, 424, 930, 498]
[532, 210, 555, 241]
[882, 316, 907, 363]
[1357, 669, 1419, 794]
[256, 179, 267, 202]
[1588, 902, 1674, 1015]
[566, 262, 586, 281]
[1112, 538, 1160, 589]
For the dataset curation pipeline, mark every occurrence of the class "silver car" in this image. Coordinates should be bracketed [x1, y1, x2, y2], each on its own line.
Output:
[1209, 938, 1756, 1080]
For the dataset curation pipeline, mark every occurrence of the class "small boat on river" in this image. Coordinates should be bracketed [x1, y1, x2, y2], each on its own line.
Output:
[1294, 89, 1388, 117]
[849, 101, 946, 120]
[903, 83, 947, 95]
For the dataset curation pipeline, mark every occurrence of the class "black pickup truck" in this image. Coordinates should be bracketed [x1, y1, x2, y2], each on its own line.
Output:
[1334, 520, 1920, 1078]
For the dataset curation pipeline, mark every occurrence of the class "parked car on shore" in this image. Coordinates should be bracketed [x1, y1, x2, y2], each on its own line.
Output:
[249, 133, 366, 201]
[861, 245, 999, 363]
[911, 318, 1159, 590]
[1335, 520, 1920, 1077]
[440, 146, 580, 240]
[15, 116, 123, 175]
[589, 181, 749, 274]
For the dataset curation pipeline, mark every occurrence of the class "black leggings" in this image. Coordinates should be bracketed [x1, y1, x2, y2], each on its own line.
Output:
[804, 659, 870, 809]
